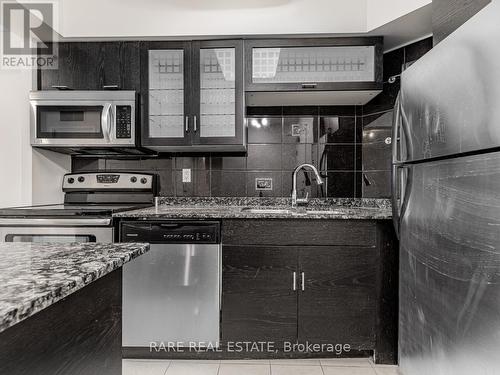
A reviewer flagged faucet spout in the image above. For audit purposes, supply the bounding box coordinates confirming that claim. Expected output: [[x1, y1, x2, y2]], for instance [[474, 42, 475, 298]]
[[291, 164, 323, 207]]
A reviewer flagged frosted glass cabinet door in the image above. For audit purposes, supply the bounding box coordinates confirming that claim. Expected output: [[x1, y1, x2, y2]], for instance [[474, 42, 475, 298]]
[[199, 48, 236, 138], [252, 46, 375, 84], [192, 40, 244, 147], [144, 40, 245, 151], [245, 38, 383, 92], [148, 49, 187, 141]]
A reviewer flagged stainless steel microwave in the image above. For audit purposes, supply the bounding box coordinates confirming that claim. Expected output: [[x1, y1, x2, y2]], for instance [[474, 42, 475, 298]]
[[30, 90, 138, 153]]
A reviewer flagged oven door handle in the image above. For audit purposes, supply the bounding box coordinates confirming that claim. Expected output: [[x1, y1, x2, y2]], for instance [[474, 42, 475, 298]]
[[101, 103, 113, 141], [0, 218, 112, 226]]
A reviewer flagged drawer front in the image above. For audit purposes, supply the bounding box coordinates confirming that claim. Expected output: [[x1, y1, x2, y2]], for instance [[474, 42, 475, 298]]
[[222, 219, 377, 247]]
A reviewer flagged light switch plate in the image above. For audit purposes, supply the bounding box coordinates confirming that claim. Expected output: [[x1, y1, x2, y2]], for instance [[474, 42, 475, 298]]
[[182, 168, 191, 183], [255, 178, 273, 191]]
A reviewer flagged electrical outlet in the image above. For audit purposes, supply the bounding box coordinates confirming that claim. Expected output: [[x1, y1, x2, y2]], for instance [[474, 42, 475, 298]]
[[182, 169, 191, 183], [291, 124, 303, 137], [255, 178, 273, 191]]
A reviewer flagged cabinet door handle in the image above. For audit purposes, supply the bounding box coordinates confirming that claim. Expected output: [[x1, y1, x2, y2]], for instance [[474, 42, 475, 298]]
[[293, 272, 297, 291], [301, 83, 317, 89], [193, 115, 197, 133], [301, 272, 305, 291], [185, 116, 189, 133]]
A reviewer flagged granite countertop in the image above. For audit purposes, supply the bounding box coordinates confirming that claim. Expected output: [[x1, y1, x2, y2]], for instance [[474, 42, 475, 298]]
[[114, 197, 392, 220], [0, 242, 149, 334]]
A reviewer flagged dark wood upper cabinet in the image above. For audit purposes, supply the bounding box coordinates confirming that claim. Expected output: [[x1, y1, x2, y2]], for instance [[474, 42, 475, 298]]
[[244, 37, 383, 106], [36, 37, 386, 152], [141, 40, 246, 152], [432, 0, 491, 44], [297, 246, 377, 349], [38, 42, 140, 91]]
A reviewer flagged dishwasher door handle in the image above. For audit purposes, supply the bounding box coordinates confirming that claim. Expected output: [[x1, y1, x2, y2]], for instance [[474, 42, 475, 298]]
[[158, 223, 183, 228]]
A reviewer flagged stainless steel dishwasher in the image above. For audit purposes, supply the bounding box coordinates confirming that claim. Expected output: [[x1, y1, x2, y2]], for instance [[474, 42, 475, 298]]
[[120, 221, 220, 348]]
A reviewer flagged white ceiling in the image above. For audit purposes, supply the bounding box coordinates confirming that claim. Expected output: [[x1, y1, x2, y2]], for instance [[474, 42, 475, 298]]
[[55, 0, 432, 50], [57, 0, 367, 37], [366, 0, 431, 30]]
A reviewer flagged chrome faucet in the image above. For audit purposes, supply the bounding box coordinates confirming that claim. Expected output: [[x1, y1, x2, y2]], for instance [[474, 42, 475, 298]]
[[291, 164, 323, 207]]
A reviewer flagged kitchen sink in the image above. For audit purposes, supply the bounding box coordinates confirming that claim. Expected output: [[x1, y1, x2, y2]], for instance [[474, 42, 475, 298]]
[[240, 207, 353, 215], [304, 209, 345, 215], [240, 208, 295, 214]]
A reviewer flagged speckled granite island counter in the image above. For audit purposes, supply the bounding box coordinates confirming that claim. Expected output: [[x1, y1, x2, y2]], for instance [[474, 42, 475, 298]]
[[113, 197, 392, 220], [0, 242, 149, 375]]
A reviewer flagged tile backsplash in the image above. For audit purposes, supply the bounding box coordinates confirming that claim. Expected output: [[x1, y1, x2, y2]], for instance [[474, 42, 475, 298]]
[[72, 38, 433, 199], [71, 109, 381, 198], [73, 106, 364, 199]]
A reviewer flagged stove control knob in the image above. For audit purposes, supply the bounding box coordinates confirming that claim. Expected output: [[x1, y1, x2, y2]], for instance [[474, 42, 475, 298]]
[[130, 176, 137, 183], [140, 178, 147, 184], [77, 176, 85, 183], [67, 177, 75, 184]]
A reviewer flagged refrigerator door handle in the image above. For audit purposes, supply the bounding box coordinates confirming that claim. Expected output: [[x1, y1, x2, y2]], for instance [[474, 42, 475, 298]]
[[392, 165, 412, 239], [392, 92, 413, 164], [391, 164, 401, 237], [392, 92, 403, 238], [392, 93, 402, 164]]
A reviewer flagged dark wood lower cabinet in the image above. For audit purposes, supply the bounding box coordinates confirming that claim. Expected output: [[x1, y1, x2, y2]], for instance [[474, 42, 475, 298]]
[[222, 246, 298, 346], [220, 219, 397, 364], [298, 247, 376, 348], [222, 245, 377, 350]]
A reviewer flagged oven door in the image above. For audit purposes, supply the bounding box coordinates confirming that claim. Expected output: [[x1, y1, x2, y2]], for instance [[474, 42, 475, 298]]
[[30, 100, 135, 147], [0, 219, 113, 243]]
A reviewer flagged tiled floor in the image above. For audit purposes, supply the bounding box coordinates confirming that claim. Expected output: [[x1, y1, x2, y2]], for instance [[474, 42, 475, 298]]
[[122, 358, 399, 375]]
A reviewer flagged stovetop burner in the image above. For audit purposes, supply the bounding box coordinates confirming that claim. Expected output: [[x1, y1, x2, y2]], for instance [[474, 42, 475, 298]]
[[0, 203, 150, 217], [0, 172, 157, 219]]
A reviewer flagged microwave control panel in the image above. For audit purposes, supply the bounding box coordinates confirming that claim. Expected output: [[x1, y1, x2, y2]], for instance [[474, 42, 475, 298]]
[[116, 105, 132, 139]]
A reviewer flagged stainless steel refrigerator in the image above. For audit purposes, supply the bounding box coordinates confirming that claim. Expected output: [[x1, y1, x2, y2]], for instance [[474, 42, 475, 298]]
[[392, 2, 500, 374]]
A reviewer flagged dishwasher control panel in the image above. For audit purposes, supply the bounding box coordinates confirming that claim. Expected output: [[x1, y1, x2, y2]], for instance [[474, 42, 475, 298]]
[[162, 232, 214, 241], [120, 221, 220, 244]]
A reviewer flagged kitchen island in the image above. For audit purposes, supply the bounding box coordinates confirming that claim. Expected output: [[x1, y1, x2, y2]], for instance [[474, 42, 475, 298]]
[[0, 242, 150, 375]]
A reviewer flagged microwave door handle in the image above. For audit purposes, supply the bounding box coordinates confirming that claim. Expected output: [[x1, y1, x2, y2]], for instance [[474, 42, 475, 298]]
[[109, 104, 115, 140], [101, 103, 112, 141]]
